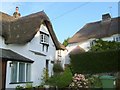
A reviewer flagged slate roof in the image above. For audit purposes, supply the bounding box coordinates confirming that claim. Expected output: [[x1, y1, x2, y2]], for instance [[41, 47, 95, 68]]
[[0, 48, 34, 63], [68, 15, 120, 44], [0, 11, 63, 50]]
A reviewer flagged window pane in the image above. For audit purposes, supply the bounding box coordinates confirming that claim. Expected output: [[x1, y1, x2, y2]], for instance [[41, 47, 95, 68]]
[[44, 35, 46, 42], [113, 37, 115, 41], [19, 63, 25, 82], [117, 37, 119, 41], [40, 32, 49, 44], [26, 64, 31, 81], [40, 34, 44, 42], [45, 35, 49, 44], [11, 62, 17, 82]]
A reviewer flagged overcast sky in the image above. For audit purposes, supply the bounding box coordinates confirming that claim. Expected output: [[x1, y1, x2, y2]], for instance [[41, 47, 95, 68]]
[[0, 1, 119, 43]]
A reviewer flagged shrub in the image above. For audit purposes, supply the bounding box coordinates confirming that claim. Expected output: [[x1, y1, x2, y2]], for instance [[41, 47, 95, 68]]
[[25, 83, 33, 89], [16, 85, 24, 90], [70, 49, 119, 74], [46, 67, 72, 88], [87, 75, 102, 88], [41, 68, 49, 85], [69, 74, 89, 89], [53, 63, 64, 73]]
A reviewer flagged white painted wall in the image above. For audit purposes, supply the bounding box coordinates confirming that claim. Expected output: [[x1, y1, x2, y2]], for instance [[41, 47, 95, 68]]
[[0, 24, 56, 88], [56, 50, 67, 69]]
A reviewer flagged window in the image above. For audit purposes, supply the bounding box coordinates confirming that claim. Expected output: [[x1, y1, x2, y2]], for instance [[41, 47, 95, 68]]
[[19, 63, 25, 82], [26, 63, 31, 81], [11, 62, 17, 82], [57, 50, 62, 61], [11, 62, 31, 83], [40, 32, 49, 44], [42, 45, 49, 52], [113, 36, 120, 42], [90, 40, 96, 47], [40, 32, 49, 52]]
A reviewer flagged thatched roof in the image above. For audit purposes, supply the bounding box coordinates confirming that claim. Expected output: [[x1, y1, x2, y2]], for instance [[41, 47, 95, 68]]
[[0, 48, 34, 63], [69, 46, 85, 55], [0, 11, 62, 50], [68, 15, 120, 44], [59, 42, 66, 50]]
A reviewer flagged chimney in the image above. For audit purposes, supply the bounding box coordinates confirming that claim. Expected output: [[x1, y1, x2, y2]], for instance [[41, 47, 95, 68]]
[[13, 7, 21, 18], [16, 7, 19, 13], [102, 13, 111, 21]]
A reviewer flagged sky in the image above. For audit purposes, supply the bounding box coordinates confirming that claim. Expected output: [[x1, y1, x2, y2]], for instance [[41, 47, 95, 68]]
[[0, 1, 119, 43]]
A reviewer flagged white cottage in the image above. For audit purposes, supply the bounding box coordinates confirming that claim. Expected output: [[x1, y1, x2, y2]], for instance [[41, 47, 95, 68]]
[[0, 11, 64, 89], [64, 13, 120, 65]]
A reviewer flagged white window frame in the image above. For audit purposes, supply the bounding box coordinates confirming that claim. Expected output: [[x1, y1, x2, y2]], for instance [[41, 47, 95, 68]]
[[40, 32, 49, 44], [10, 62, 31, 83], [26, 63, 31, 82], [11, 62, 18, 82]]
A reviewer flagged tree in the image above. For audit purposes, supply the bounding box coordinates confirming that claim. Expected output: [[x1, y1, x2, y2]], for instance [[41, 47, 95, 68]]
[[89, 39, 120, 52], [62, 37, 70, 47]]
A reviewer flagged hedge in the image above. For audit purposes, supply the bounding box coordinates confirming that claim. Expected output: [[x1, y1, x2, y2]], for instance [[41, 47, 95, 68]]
[[70, 49, 120, 74]]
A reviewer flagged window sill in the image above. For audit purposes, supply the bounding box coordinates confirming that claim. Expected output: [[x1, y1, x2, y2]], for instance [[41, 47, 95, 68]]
[[10, 81, 33, 84], [40, 42, 49, 46]]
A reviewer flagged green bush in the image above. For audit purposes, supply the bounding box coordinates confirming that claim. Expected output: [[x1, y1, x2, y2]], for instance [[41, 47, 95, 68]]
[[87, 75, 102, 88], [70, 49, 119, 74], [16, 85, 24, 90], [41, 68, 49, 85], [53, 63, 64, 73], [46, 67, 73, 88], [25, 83, 33, 89]]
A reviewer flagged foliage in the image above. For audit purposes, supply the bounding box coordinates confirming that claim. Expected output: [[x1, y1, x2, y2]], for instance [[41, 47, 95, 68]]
[[62, 37, 70, 47], [25, 83, 33, 89], [16, 85, 24, 90], [53, 63, 64, 73], [46, 67, 73, 88], [69, 74, 89, 89], [87, 75, 102, 88], [41, 68, 49, 85], [89, 39, 120, 52], [70, 49, 120, 74]]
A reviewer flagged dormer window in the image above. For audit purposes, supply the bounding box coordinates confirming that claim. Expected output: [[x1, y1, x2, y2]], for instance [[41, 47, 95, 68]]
[[40, 31, 49, 44], [40, 31, 49, 52]]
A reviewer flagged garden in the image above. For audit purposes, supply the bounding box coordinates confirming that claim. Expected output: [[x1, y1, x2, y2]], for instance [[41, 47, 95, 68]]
[[16, 40, 120, 89]]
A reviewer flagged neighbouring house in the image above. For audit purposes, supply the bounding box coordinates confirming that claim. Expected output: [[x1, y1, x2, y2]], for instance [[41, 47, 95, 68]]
[[0, 11, 64, 89], [64, 13, 120, 65], [56, 43, 66, 69]]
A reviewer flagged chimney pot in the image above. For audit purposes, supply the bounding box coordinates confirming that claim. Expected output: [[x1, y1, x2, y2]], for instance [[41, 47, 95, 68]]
[[102, 13, 111, 20]]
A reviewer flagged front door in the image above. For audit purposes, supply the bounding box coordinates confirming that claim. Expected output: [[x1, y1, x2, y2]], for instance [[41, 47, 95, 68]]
[[46, 60, 49, 80]]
